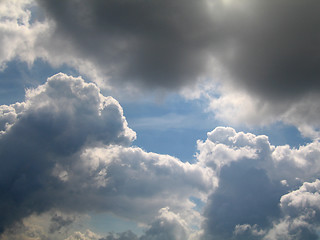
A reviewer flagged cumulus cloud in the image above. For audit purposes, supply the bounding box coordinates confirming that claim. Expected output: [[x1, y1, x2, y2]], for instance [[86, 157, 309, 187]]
[[0, 210, 85, 240], [65, 230, 102, 240], [263, 180, 320, 240], [2, 1, 320, 238], [196, 127, 320, 239], [139, 207, 189, 240], [67, 208, 190, 240], [66, 145, 212, 224], [0, 72, 135, 232], [100, 231, 139, 240], [58, 126, 320, 240], [0, 73, 213, 238], [2, 78, 320, 240]]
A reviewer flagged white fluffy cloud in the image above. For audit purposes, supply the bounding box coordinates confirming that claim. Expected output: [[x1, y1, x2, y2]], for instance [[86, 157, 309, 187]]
[[197, 127, 320, 187], [263, 180, 320, 240], [0, 73, 213, 239], [65, 230, 102, 240], [0, 0, 49, 69], [2, 79, 320, 239], [66, 208, 192, 240], [0, 0, 108, 90], [140, 207, 190, 240], [0, 72, 135, 232], [207, 86, 320, 139], [196, 127, 320, 239]]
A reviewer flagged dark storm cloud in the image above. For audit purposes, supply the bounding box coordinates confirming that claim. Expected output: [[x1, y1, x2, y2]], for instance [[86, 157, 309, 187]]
[[37, 0, 215, 90], [37, 0, 320, 100], [218, 0, 320, 101]]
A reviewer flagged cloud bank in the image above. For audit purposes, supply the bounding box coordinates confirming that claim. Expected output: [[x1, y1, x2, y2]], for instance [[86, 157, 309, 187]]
[[1, 0, 320, 238], [35, 0, 320, 99], [1, 0, 320, 136], [1, 76, 320, 240], [197, 127, 320, 239], [0, 73, 212, 239]]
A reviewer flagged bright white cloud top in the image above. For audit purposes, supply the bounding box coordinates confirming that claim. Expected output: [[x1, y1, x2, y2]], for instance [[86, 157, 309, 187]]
[[1, 0, 320, 240]]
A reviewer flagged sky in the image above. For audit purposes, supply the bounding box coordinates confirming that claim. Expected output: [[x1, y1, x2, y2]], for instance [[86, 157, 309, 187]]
[[1, 0, 320, 239]]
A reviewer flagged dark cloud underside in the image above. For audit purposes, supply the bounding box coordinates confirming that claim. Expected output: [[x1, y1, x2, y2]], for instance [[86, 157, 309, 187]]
[[202, 162, 283, 240], [38, 0, 320, 101], [38, 0, 214, 90], [219, 0, 320, 100]]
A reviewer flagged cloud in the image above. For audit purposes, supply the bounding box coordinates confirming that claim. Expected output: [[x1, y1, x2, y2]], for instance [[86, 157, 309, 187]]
[[0, 0, 49, 69], [263, 179, 320, 240], [2, 1, 320, 237], [101, 231, 139, 240], [35, 0, 320, 98], [49, 213, 75, 234], [0, 73, 212, 237], [196, 127, 320, 239], [2, 80, 320, 240], [216, 0, 320, 100], [207, 86, 320, 139], [57, 125, 320, 240], [140, 207, 189, 240], [201, 162, 284, 240], [2, 0, 320, 136], [65, 230, 102, 240], [72, 145, 212, 224], [0, 72, 136, 232], [68, 208, 190, 240], [36, 0, 215, 91], [0, 210, 85, 240]]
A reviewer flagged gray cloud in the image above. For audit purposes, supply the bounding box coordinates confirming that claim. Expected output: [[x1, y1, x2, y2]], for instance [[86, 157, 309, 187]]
[[102, 231, 139, 240], [3, 98, 320, 240], [36, 0, 320, 101], [3, 0, 320, 138], [73, 208, 188, 240], [198, 130, 282, 239], [0, 73, 212, 237], [197, 127, 320, 239], [217, 0, 320, 101], [0, 73, 136, 232], [201, 162, 284, 240], [49, 213, 75, 234], [36, 0, 215, 91]]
